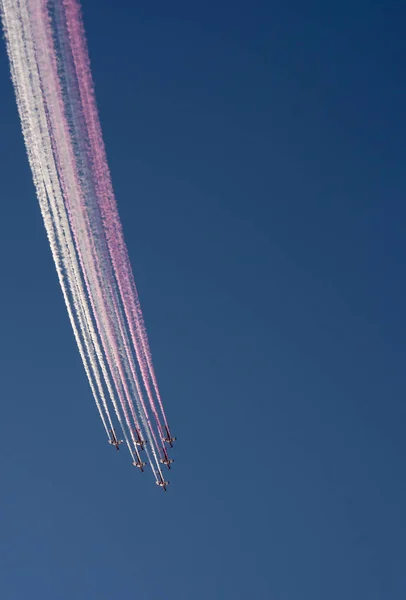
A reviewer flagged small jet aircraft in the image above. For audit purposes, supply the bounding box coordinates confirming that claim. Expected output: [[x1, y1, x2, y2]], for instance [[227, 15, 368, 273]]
[[108, 428, 123, 451], [160, 446, 174, 470], [156, 473, 169, 491], [163, 425, 177, 448], [133, 459, 147, 472], [132, 447, 146, 472], [134, 426, 147, 450]]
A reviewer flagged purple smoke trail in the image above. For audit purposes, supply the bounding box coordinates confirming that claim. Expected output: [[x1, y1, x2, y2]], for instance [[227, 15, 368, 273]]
[[48, 2, 164, 460], [62, 0, 170, 437], [36, 0, 165, 469], [2, 0, 174, 482], [30, 0, 143, 458]]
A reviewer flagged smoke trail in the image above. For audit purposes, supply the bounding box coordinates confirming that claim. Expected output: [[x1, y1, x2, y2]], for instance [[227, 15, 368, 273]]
[[62, 0, 170, 436], [0, 0, 114, 438], [1, 0, 175, 484], [31, 1, 164, 472], [28, 0, 143, 460]]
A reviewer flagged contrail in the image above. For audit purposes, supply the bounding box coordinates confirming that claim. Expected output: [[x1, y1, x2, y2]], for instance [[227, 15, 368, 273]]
[[1, 0, 176, 487], [58, 0, 168, 464], [3, 0, 129, 453], [31, 0, 163, 471], [62, 0, 171, 436], [27, 0, 143, 461], [1, 0, 114, 437]]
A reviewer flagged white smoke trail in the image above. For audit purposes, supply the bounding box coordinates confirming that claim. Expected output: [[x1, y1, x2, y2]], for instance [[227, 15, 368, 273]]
[[1, 0, 111, 435], [0, 0, 130, 450], [25, 0, 140, 458], [1, 0, 173, 481], [31, 0, 163, 472]]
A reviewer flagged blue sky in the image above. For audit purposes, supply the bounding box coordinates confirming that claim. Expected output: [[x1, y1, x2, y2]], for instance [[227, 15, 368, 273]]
[[0, 0, 405, 598]]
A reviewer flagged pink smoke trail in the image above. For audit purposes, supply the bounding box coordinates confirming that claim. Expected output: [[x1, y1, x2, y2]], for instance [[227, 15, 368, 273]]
[[63, 0, 170, 436], [29, 0, 144, 460], [2, 0, 114, 439], [31, 0, 164, 472], [48, 2, 164, 462]]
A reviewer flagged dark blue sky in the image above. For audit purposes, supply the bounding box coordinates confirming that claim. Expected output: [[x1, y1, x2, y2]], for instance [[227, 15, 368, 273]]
[[0, 1, 405, 598]]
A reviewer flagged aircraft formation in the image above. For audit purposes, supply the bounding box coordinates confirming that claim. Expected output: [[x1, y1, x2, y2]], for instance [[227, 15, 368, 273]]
[[108, 426, 176, 489], [1, 0, 176, 490]]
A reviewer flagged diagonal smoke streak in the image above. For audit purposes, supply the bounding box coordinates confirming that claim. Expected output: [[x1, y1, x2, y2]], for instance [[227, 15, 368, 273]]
[[63, 0, 170, 438], [23, 0, 139, 461], [2, 0, 132, 455], [31, 0, 163, 473], [0, 0, 114, 438], [1, 0, 175, 483]]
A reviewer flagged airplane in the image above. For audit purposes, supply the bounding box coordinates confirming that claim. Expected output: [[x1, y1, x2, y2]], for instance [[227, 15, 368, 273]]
[[163, 425, 177, 448], [132, 447, 146, 472], [160, 446, 174, 470], [133, 459, 147, 472], [156, 472, 169, 492], [108, 428, 123, 451], [134, 426, 147, 450]]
